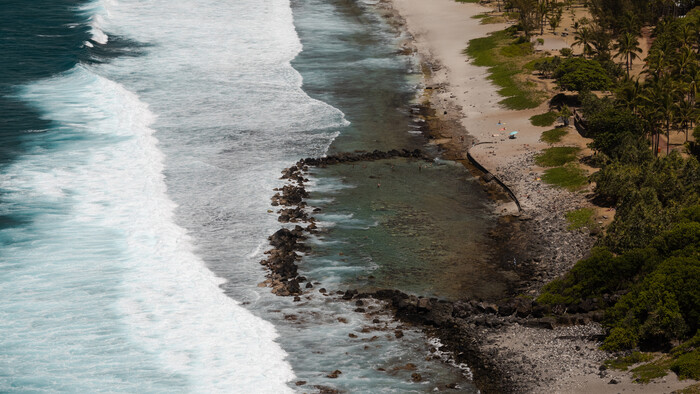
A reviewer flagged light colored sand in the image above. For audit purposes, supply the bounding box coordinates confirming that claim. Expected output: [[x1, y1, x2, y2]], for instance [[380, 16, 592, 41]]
[[393, 0, 556, 216]]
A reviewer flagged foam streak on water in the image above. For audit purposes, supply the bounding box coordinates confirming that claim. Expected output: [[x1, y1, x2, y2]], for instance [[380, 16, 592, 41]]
[[0, 0, 322, 387]]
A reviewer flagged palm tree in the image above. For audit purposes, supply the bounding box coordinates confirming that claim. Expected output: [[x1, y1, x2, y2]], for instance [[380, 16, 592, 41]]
[[614, 32, 643, 76], [644, 48, 669, 79], [639, 81, 677, 156], [620, 12, 640, 36], [686, 67, 700, 107], [615, 76, 642, 114], [676, 98, 697, 142], [591, 26, 612, 60], [573, 27, 594, 58], [677, 24, 695, 48], [538, 0, 548, 35], [674, 46, 695, 76], [637, 104, 662, 156], [657, 84, 678, 155]]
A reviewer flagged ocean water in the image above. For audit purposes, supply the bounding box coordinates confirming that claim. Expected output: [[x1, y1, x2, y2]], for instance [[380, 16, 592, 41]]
[[1, 0, 493, 392]]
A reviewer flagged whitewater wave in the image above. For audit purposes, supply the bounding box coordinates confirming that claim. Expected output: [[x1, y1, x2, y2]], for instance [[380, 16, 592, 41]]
[[4, 65, 295, 392]]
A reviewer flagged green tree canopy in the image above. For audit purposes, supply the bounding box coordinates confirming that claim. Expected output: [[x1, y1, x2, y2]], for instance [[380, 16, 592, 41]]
[[554, 58, 612, 91]]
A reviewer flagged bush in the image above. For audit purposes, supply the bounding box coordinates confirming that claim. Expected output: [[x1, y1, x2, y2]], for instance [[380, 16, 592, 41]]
[[671, 350, 700, 380], [603, 326, 640, 351], [554, 58, 612, 91], [607, 256, 700, 349], [581, 97, 647, 161], [560, 47, 573, 57]]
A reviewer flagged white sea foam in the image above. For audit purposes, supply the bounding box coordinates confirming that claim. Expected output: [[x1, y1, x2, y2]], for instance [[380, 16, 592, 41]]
[[7, 65, 295, 392], [78, 1, 111, 44]]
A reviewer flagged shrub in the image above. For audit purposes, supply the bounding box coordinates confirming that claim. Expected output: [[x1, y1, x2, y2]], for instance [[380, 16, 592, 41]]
[[671, 350, 700, 380], [602, 326, 640, 351], [554, 58, 612, 91]]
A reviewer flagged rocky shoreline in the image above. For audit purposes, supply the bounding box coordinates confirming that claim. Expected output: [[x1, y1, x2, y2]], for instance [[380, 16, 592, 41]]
[[254, 1, 618, 392], [257, 138, 611, 393]]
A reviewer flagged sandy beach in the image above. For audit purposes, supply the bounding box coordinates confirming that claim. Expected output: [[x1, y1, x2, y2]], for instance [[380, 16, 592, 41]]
[[387, 0, 699, 392]]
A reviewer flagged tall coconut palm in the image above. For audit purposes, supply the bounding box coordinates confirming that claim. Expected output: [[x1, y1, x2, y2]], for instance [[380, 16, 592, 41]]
[[616, 76, 642, 114], [686, 67, 700, 107], [644, 47, 669, 79], [614, 32, 643, 76], [573, 27, 594, 58], [657, 84, 678, 155], [637, 104, 662, 156], [639, 81, 677, 155], [674, 45, 696, 76], [677, 24, 696, 48], [676, 98, 697, 142]]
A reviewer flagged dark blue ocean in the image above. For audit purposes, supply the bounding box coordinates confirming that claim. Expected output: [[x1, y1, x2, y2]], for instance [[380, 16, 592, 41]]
[[0, 0, 492, 391]]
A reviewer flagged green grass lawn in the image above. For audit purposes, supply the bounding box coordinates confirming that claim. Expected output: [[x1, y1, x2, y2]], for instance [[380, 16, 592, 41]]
[[541, 127, 568, 143], [464, 29, 544, 110], [565, 208, 596, 230], [530, 111, 559, 126], [541, 164, 588, 190], [535, 146, 580, 167]]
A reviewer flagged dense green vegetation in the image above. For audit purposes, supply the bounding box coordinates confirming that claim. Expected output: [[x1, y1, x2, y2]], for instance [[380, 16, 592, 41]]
[[554, 58, 613, 91], [486, 0, 700, 381]]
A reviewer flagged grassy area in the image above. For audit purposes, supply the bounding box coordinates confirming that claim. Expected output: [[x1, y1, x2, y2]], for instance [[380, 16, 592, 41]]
[[541, 127, 568, 143], [565, 208, 595, 230], [530, 111, 559, 126], [464, 29, 545, 110], [603, 339, 700, 384], [455, 0, 479, 3], [481, 15, 507, 24], [535, 146, 580, 167], [604, 352, 655, 371], [675, 383, 700, 394], [671, 349, 700, 380], [500, 41, 533, 57], [524, 56, 555, 71], [471, 13, 488, 19], [631, 356, 673, 383], [541, 163, 588, 190]]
